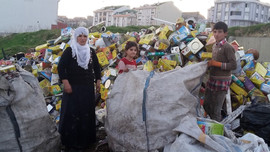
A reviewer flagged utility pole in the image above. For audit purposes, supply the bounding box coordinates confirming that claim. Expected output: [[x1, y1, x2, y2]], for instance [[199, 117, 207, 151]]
[[1, 48, 7, 60]]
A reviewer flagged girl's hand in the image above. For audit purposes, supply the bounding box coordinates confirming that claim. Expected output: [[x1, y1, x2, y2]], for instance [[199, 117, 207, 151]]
[[123, 68, 129, 72]]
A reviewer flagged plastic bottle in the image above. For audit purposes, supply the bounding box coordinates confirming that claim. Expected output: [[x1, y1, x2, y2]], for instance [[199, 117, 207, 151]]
[[147, 52, 165, 56], [232, 74, 244, 88]]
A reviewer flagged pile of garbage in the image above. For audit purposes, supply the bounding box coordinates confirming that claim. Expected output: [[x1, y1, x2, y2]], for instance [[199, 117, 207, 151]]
[[1, 19, 270, 151]]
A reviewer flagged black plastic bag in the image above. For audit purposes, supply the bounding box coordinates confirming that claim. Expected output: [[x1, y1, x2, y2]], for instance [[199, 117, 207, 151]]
[[240, 103, 270, 145]]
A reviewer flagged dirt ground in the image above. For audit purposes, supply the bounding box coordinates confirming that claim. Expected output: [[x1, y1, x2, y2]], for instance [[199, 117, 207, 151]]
[[86, 125, 110, 152]]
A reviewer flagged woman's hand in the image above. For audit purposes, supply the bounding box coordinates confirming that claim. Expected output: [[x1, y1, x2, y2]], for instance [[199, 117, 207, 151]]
[[96, 79, 101, 93], [62, 79, 72, 93]]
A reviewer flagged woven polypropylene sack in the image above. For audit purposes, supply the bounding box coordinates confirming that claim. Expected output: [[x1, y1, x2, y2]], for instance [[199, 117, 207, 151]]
[[105, 62, 208, 152], [0, 65, 60, 152]]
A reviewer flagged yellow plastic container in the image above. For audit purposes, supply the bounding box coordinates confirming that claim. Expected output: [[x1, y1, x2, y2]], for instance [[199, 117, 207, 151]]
[[0, 65, 16, 73], [162, 59, 177, 67], [35, 43, 48, 51], [100, 84, 109, 100], [143, 60, 154, 72], [190, 30, 198, 37], [139, 33, 155, 45], [157, 59, 174, 72], [158, 25, 173, 40], [50, 85, 62, 95], [230, 82, 248, 97], [51, 64, 58, 74], [112, 49, 117, 59], [96, 52, 109, 67], [48, 45, 62, 54], [89, 32, 101, 38], [201, 52, 212, 60], [32, 69, 38, 77], [55, 100, 62, 111]]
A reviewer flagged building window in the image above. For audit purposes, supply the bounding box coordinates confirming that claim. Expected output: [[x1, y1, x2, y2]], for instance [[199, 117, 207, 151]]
[[217, 4, 222, 12], [240, 21, 245, 26], [225, 12, 229, 19], [245, 3, 248, 8], [231, 2, 241, 8], [256, 5, 259, 13], [230, 11, 241, 16], [225, 3, 229, 11], [217, 12, 221, 21], [244, 12, 249, 20]]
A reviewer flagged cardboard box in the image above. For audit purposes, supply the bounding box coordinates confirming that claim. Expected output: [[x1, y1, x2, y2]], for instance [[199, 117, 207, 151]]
[[187, 38, 204, 54], [50, 85, 62, 95], [158, 25, 173, 40], [96, 52, 109, 67], [255, 62, 267, 78], [260, 83, 270, 94], [197, 120, 224, 135], [44, 49, 53, 63], [101, 47, 113, 60], [181, 47, 192, 57], [170, 46, 180, 54], [250, 72, 265, 88]]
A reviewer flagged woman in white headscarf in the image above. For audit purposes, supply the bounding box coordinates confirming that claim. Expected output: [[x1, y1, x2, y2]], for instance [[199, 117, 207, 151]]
[[58, 27, 101, 151]]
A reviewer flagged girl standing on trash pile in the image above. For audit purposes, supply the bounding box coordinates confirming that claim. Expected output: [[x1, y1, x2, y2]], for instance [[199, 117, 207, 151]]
[[117, 41, 138, 74], [57, 27, 101, 152]]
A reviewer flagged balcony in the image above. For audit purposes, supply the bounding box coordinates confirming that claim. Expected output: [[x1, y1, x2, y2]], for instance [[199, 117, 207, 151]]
[[245, 8, 250, 12], [230, 15, 244, 20]]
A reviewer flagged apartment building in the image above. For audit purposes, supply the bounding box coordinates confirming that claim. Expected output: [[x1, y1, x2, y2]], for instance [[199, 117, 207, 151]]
[[134, 1, 182, 26], [208, 0, 270, 27], [182, 12, 206, 24], [0, 0, 59, 34], [113, 10, 137, 27], [93, 6, 131, 26]]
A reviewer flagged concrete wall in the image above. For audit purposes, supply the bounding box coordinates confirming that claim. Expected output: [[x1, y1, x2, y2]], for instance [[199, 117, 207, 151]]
[[0, 0, 59, 34], [228, 36, 270, 62], [156, 2, 182, 25]]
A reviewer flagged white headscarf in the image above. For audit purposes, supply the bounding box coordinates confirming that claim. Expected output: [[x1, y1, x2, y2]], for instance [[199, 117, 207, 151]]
[[70, 27, 91, 70]]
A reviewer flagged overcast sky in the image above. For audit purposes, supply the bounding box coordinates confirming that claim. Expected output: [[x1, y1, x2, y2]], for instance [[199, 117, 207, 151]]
[[58, 0, 270, 19]]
